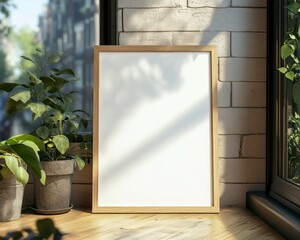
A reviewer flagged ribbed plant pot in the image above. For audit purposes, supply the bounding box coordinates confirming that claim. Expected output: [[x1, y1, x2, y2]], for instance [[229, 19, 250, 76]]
[[34, 160, 74, 212], [0, 175, 24, 221]]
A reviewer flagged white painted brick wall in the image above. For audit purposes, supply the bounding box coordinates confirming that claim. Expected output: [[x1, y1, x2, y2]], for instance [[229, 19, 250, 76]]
[[219, 108, 266, 134], [120, 32, 231, 57], [118, 0, 186, 8], [218, 81, 231, 107], [123, 8, 266, 32], [232, 33, 267, 57], [232, 0, 267, 7], [117, 0, 267, 207], [219, 58, 266, 82], [218, 135, 240, 158], [219, 159, 266, 183], [242, 135, 266, 158], [232, 82, 266, 107], [188, 0, 231, 8]]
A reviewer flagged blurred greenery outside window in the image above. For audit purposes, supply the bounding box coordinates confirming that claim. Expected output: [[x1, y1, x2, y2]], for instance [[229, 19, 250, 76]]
[[0, 0, 99, 140]]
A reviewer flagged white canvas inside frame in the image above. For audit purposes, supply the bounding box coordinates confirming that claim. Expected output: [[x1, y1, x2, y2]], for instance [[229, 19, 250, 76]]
[[97, 51, 213, 207]]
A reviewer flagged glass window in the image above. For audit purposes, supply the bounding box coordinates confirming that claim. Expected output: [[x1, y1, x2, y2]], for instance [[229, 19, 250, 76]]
[[0, 0, 101, 138], [75, 22, 84, 54], [270, 0, 300, 213]]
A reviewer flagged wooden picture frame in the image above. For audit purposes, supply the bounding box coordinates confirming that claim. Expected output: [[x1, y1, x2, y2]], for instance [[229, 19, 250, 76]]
[[93, 46, 219, 213]]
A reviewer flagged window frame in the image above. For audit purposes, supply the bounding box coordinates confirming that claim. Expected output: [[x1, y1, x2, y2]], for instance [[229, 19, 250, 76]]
[[100, 0, 117, 45], [268, 0, 300, 214]]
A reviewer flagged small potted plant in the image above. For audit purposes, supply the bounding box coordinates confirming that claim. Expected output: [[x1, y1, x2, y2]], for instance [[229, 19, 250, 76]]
[[0, 49, 90, 213], [0, 134, 45, 221]]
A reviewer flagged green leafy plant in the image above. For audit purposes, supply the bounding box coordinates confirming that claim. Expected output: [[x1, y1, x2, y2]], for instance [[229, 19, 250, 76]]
[[287, 113, 300, 184], [0, 134, 45, 185], [0, 218, 63, 239], [278, 1, 300, 102], [0, 49, 89, 169], [279, 0, 300, 184]]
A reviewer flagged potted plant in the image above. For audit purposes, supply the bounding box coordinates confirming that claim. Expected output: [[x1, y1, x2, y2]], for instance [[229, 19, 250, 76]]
[[0, 49, 89, 213], [0, 134, 45, 221]]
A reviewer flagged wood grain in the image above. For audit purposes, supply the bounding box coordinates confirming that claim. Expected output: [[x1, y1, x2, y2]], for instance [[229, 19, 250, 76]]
[[0, 208, 284, 239]]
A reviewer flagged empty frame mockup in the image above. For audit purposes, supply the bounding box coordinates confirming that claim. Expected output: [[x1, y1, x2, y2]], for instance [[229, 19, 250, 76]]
[[93, 46, 219, 213]]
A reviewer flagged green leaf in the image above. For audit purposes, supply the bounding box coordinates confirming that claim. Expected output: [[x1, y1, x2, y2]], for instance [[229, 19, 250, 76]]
[[4, 155, 18, 175], [21, 55, 41, 70], [36, 47, 44, 53], [36, 126, 50, 140], [287, 2, 300, 14], [0, 83, 20, 92], [281, 44, 295, 59], [73, 155, 85, 171], [293, 83, 300, 104], [44, 97, 64, 110], [3, 155, 29, 185], [54, 68, 75, 76], [47, 52, 63, 64], [9, 144, 45, 185], [40, 75, 67, 93], [10, 90, 31, 103], [285, 71, 295, 81], [7, 134, 45, 152], [278, 67, 288, 74], [52, 135, 69, 155], [26, 70, 40, 84], [69, 120, 80, 129], [291, 54, 300, 64], [5, 98, 25, 116], [289, 34, 296, 40], [15, 166, 29, 185], [27, 103, 49, 120], [40, 76, 57, 93]]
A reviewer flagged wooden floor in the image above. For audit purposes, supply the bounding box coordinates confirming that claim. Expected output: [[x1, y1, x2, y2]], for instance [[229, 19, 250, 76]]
[[0, 207, 284, 239]]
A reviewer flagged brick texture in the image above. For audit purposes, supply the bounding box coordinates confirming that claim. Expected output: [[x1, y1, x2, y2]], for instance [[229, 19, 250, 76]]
[[232, 0, 267, 7], [188, 0, 231, 7], [218, 81, 231, 107], [118, 0, 186, 8], [123, 8, 266, 32], [232, 82, 266, 107], [232, 33, 267, 57], [219, 108, 266, 134], [117, 0, 268, 207], [219, 158, 266, 183], [218, 135, 240, 158], [242, 135, 266, 158], [219, 58, 266, 82]]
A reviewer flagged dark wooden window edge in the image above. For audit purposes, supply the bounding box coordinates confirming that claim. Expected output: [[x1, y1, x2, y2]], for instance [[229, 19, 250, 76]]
[[246, 2, 300, 239], [246, 191, 300, 239], [100, 0, 117, 45]]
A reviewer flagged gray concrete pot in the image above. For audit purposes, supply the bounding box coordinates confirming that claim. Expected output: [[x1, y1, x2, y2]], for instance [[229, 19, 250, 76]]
[[33, 160, 74, 212], [0, 175, 24, 221]]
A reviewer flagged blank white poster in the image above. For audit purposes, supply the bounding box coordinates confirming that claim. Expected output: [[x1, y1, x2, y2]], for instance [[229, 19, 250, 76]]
[[97, 51, 213, 207]]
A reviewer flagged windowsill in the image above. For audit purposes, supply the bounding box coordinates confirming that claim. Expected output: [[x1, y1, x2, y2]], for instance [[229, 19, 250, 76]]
[[246, 191, 300, 239]]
